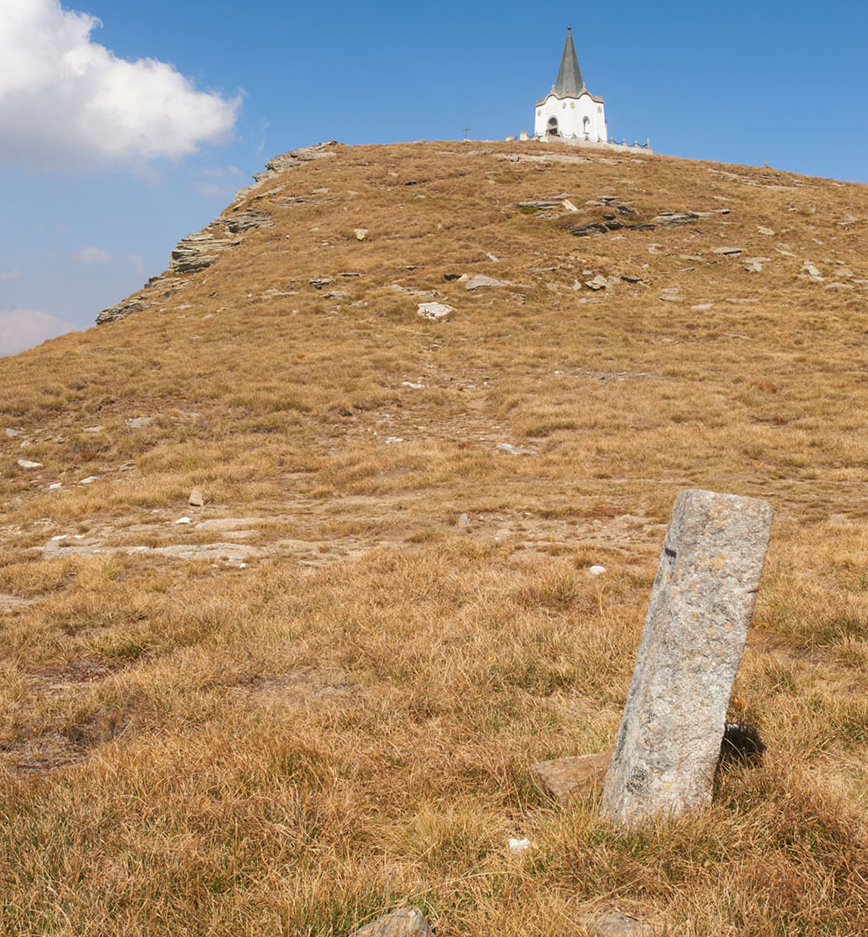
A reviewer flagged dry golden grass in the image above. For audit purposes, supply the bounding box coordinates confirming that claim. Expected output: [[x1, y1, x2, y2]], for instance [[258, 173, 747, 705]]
[[0, 141, 867, 934]]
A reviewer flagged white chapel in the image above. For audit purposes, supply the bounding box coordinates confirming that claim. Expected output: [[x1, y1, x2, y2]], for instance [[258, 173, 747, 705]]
[[534, 27, 607, 143]]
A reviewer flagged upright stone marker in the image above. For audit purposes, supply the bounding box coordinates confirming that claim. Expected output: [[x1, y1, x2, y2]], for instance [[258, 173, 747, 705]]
[[601, 489, 773, 827]]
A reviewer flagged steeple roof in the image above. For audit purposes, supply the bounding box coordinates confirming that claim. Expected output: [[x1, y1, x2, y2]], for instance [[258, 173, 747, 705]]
[[554, 26, 584, 97]]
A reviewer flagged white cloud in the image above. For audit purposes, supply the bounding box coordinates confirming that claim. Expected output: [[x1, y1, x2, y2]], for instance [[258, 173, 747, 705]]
[[0, 271, 21, 281], [75, 245, 111, 264], [0, 0, 241, 169], [0, 309, 77, 357]]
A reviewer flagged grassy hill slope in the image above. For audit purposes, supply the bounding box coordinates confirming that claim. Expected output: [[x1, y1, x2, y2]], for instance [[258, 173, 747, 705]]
[[1, 141, 867, 935]]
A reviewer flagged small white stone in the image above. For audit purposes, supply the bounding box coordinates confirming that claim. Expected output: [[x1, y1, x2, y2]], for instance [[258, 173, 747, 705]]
[[50, 535, 68, 541], [589, 565, 607, 576], [48, 483, 62, 490], [79, 476, 99, 484], [508, 837, 533, 854], [401, 381, 425, 389], [174, 516, 192, 525], [384, 437, 404, 444], [417, 302, 454, 321], [17, 459, 43, 469]]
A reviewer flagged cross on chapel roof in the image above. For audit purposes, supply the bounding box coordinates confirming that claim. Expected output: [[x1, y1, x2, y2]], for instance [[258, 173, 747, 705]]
[[553, 25, 585, 97]]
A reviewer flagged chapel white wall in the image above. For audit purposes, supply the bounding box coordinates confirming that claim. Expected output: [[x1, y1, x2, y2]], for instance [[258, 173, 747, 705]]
[[534, 93, 607, 142]]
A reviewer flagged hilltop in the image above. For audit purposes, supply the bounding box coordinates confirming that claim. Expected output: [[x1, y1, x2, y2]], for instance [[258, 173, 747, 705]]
[[1, 141, 867, 936]]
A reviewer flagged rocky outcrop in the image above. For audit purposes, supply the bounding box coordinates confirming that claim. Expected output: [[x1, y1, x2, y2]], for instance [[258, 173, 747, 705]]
[[97, 143, 338, 325]]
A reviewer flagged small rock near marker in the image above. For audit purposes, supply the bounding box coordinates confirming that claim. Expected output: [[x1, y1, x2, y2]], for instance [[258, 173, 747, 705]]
[[17, 459, 43, 469], [349, 906, 432, 937], [189, 489, 205, 507], [354, 228, 369, 241], [531, 752, 612, 803]]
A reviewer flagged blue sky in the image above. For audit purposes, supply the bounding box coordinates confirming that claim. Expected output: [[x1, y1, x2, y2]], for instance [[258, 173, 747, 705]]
[[2, 0, 867, 355]]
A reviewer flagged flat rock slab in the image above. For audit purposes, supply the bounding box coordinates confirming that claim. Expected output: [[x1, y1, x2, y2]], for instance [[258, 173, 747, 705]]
[[531, 752, 612, 803], [601, 489, 773, 827], [349, 907, 432, 937], [589, 909, 662, 937], [0, 594, 33, 612]]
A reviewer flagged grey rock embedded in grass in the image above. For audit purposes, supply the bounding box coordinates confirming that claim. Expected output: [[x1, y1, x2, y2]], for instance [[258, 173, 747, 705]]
[[349, 906, 432, 937], [188, 489, 205, 508], [457, 512, 471, 529], [601, 489, 773, 827], [585, 274, 608, 291], [590, 909, 660, 936], [465, 274, 513, 291]]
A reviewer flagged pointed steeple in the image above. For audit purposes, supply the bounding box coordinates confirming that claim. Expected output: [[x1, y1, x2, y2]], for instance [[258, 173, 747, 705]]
[[554, 26, 584, 96]]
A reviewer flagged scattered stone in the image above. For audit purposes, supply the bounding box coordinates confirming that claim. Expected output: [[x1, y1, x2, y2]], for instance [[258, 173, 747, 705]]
[[713, 246, 744, 255], [651, 211, 699, 227], [457, 513, 471, 529], [601, 489, 773, 827], [588, 565, 607, 576], [443, 273, 462, 281], [174, 517, 193, 525], [349, 906, 432, 937], [531, 752, 612, 803], [826, 282, 854, 290], [802, 262, 823, 281], [125, 417, 152, 429], [590, 909, 660, 937], [486, 252, 500, 262], [5, 428, 21, 438], [659, 295, 683, 302], [17, 459, 42, 469], [562, 199, 580, 212], [309, 277, 335, 290], [189, 489, 205, 508], [744, 261, 764, 273], [585, 275, 608, 291], [691, 303, 714, 311], [383, 437, 404, 445], [841, 214, 858, 223], [466, 274, 513, 291], [417, 302, 454, 321], [496, 442, 533, 456], [48, 483, 62, 490], [757, 226, 775, 236], [401, 381, 425, 389], [78, 476, 99, 485], [354, 228, 369, 241]]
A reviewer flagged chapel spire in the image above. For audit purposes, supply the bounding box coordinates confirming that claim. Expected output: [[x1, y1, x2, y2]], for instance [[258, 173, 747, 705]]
[[554, 26, 584, 96]]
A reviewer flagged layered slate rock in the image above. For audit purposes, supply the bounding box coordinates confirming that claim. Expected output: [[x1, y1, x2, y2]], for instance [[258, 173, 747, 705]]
[[97, 143, 338, 325], [601, 489, 773, 827]]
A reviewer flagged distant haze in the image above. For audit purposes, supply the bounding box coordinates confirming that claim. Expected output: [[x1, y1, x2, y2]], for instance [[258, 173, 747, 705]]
[[0, 309, 77, 357]]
